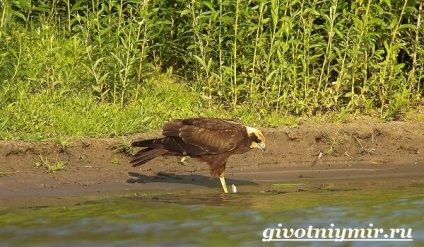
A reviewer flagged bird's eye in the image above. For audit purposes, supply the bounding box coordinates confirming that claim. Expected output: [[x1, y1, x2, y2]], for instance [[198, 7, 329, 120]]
[[256, 137, 261, 143]]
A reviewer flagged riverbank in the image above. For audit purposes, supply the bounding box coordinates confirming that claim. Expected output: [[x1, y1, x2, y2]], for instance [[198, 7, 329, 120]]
[[1, 119, 423, 208]]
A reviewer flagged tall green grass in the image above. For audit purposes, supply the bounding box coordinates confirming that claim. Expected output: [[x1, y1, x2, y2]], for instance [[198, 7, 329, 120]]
[[183, 0, 423, 117], [0, 0, 422, 140]]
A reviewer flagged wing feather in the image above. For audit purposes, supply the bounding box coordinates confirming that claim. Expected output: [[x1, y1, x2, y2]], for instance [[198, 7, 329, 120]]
[[162, 118, 245, 154]]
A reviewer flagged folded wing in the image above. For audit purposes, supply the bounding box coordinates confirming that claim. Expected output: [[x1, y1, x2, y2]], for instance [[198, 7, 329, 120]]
[[162, 118, 244, 154]]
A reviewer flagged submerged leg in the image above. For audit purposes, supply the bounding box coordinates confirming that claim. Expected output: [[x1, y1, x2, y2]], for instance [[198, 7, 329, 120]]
[[219, 175, 228, 193]]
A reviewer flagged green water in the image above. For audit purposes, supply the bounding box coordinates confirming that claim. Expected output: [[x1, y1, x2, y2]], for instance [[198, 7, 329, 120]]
[[0, 184, 423, 247]]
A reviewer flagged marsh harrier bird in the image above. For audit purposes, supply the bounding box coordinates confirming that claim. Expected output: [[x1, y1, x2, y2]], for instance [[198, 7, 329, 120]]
[[131, 118, 266, 193]]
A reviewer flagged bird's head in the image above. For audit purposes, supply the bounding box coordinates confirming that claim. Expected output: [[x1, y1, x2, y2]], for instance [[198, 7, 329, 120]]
[[246, 126, 266, 154]]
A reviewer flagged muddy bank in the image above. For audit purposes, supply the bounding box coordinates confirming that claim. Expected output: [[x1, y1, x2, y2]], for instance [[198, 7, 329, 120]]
[[0, 120, 423, 207]]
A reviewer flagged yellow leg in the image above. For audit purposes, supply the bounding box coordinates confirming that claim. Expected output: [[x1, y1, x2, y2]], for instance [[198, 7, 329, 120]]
[[219, 176, 228, 193]]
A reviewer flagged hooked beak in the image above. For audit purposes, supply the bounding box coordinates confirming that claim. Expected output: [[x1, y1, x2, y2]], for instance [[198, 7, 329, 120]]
[[257, 143, 266, 155]]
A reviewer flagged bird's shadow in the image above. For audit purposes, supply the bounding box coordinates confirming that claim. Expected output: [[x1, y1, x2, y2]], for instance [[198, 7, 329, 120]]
[[127, 171, 258, 189]]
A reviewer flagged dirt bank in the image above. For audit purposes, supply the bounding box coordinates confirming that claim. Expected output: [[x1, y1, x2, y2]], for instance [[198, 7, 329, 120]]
[[1, 119, 423, 207]]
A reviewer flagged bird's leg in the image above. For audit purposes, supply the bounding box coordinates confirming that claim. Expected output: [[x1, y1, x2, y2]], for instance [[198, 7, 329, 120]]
[[219, 174, 228, 193]]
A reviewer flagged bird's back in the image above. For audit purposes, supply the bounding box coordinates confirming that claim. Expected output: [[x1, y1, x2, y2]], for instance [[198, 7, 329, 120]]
[[163, 118, 247, 154]]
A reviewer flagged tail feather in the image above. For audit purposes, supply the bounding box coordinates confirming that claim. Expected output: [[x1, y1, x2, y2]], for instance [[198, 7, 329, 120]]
[[132, 139, 158, 147], [131, 148, 168, 166]]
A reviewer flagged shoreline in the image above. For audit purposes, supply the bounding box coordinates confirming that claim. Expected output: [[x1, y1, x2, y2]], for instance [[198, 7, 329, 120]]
[[1, 120, 423, 208]]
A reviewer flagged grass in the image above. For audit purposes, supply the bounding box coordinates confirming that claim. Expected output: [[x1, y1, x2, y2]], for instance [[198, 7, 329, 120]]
[[0, 0, 423, 141], [35, 154, 66, 173], [117, 137, 138, 156], [0, 172, 14, 177], [0, 73, 288, 141]]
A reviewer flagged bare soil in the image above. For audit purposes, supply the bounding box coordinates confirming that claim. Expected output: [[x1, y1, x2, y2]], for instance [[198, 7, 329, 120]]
[[1, 119, 423, 208]]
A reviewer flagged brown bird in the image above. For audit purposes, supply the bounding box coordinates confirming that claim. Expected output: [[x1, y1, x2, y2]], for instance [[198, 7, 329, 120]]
[[130, 117, 266, 193]]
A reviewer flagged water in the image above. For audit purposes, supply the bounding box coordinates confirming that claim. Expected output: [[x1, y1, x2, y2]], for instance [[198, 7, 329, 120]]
[[0, 182, 423, 247]]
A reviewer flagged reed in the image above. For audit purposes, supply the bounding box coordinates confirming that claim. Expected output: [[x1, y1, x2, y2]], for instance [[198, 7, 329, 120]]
[[0, 0, 422, 140]]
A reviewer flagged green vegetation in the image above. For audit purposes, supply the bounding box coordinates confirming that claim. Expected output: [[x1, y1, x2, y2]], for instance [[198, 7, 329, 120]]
[[0, 0, 422, 141], [35, 153, 66, 173]]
